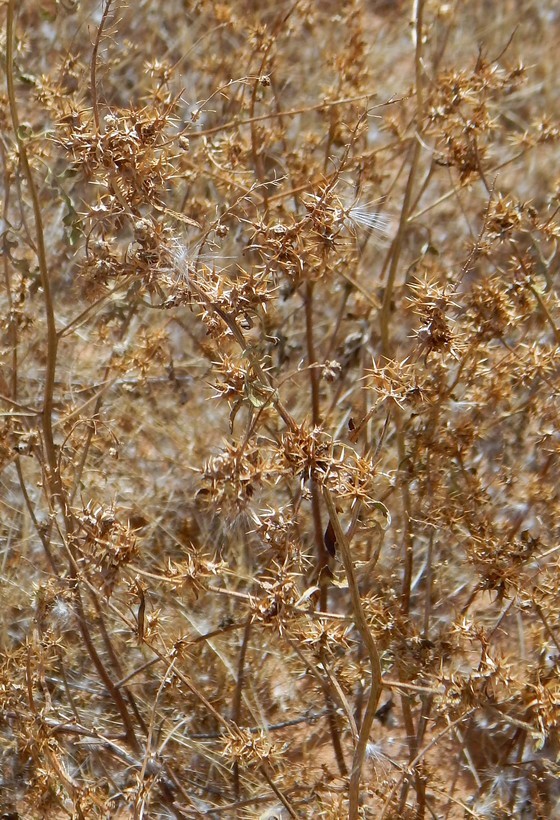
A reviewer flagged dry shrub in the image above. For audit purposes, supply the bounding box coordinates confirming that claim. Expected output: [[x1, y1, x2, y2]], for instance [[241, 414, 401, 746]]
[[1, 1, 560, 817]]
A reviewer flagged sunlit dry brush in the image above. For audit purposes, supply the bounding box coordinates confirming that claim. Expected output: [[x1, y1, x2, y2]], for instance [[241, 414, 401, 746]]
[[1, 0, 560, 817]]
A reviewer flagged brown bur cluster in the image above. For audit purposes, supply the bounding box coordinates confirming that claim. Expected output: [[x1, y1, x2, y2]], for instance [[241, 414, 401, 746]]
[[1, 1, 560, 817]]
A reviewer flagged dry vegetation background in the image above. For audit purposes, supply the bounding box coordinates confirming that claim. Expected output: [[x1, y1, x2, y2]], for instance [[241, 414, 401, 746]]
[[1, 0, 560, 817]]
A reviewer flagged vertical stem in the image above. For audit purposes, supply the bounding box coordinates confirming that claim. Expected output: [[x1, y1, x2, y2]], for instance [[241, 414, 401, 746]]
[[423, 531, 434, 638], [232, 615, 252, 799], [304, 280, 321, 427], [398, 691, 426, 819], [91, 0, 114, 132], [323, 488, 383, 820], [6, 0, 62, 513], [0, 140, 18, 401], [397, 420, 414, 616], [380, 0, 426, 359], [304, 279, 330, 601], [303, 284, 350, 773]]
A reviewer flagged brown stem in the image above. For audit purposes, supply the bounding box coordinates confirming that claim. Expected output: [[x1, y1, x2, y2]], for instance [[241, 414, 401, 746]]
[[398, 692, 425, 818], [285, 635, 348, 777], [232, 615, 252, 800], [396, 421, 414, 616], [72, 582, 141, 753], [91, 0, 114, 132], [259, 764, 298, 819], [7, 0, 63, 515], [323, 488, 383, 820], [304, 280, 321, 427], [380, 0, 426, 359]]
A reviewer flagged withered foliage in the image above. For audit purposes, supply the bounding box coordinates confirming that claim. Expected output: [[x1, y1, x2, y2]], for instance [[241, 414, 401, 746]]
[[1, 1, 560, 818]]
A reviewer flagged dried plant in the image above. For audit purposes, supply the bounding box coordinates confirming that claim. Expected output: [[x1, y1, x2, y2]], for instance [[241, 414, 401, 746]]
[[1, 0, 560, 817]]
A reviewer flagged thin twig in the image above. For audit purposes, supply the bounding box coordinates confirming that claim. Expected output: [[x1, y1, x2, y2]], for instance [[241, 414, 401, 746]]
[[323, 487, 383, 820]]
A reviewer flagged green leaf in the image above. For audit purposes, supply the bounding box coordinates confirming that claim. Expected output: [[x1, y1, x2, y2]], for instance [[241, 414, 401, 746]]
[[369, 501, 391, 530], [17, 124, 33, 141], [245, 378, 273, 409]]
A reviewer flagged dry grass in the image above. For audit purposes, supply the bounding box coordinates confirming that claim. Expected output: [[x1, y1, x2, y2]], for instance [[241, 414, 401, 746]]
[[1, 1, 560, 817]]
